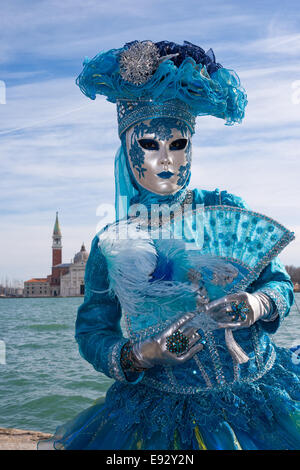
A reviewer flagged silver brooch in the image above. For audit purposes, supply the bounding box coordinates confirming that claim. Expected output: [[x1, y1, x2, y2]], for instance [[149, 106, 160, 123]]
[[119, 41, 160, 86]]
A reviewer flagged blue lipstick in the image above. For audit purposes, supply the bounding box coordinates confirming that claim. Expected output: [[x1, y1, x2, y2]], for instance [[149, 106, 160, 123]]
[[157, 171, 174, 179]]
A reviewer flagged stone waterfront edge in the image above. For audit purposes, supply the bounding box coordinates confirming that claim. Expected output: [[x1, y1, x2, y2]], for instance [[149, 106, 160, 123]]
[[0, 427, 52, 450]]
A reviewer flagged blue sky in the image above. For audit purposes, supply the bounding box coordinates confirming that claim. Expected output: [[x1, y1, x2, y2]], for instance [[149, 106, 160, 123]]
[[1, 0, 300, 282]]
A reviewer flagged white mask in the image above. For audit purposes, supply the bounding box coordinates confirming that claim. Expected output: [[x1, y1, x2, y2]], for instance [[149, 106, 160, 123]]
[[125, 118, 192, 195]]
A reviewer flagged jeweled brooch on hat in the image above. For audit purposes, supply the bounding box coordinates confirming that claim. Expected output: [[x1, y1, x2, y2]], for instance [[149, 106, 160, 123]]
[[119, 41, 161, 85]]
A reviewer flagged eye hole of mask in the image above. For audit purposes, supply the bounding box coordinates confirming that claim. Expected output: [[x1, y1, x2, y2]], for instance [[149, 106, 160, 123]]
[[138, 139, 159, 151], [169, 139, 188, 151]]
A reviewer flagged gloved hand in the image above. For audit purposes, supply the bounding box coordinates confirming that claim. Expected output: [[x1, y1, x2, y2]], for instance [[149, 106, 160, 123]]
[[130, 312, 205, 369], [203, 291, 275, 329], [197, 290, 276, 364]]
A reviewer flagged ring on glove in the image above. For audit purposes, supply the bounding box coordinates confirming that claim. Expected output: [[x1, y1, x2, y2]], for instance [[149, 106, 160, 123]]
[[166, 330, 189, 355], [227, 300, 250, 322]]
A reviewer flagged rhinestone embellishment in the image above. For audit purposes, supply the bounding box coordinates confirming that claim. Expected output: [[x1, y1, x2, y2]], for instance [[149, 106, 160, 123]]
[[119, 41, 160, 85], [166, 330, 189, 355], [228, 300, 250, 322]]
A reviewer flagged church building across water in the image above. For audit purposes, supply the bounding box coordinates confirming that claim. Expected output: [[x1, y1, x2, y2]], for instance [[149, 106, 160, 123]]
[[24, 213, 89, 297]]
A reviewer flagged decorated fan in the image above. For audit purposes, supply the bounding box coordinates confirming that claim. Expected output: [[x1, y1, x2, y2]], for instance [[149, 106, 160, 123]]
[[178, 205, 294, 295], [97, 205, 294, 361]]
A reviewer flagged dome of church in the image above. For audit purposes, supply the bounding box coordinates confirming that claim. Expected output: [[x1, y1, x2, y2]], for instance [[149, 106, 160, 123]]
[[74, 243, 89, 264]]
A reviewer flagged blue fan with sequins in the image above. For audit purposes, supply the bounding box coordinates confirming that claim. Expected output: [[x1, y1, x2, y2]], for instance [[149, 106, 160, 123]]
[[176, 205, 294, 297], [169, 205, 295, 363]]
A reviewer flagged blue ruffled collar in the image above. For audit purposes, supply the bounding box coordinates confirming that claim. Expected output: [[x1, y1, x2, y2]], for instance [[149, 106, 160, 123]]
[[130, 185, 189, 212]]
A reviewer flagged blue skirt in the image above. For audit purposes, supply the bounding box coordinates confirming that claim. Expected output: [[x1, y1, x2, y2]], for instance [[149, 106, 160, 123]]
[[38, 345, 300, 450]]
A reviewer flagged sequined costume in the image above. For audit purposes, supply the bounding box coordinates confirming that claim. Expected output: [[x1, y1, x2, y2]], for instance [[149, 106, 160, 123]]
[[38, 41, 300, 450]]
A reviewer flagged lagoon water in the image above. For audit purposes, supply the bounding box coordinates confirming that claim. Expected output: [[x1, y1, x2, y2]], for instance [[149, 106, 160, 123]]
[[0, 295, 299, 434]]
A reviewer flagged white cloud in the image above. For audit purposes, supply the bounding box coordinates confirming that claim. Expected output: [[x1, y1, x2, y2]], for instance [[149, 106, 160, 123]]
[[247, 33, 300, 56]]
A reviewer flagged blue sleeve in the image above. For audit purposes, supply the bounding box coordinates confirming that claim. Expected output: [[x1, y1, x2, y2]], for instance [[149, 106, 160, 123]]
[[75, 235, 144, 384], [247, 258, 295, 334], [219, 189, 295, 334]]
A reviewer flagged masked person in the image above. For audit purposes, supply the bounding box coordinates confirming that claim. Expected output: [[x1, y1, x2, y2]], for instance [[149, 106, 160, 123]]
[[38, 41, 300, 450]]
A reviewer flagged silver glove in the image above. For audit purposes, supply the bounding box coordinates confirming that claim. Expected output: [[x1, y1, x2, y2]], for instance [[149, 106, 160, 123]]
[[200, 291, 275, 364], [203, 291, 275, 329], [131, 312, 205, 369]]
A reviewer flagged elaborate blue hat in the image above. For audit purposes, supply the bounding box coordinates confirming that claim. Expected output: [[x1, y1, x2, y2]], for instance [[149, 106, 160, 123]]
[[76, 40, 248, 136]]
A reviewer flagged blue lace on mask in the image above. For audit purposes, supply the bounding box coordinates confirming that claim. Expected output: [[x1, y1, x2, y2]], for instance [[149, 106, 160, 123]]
[[176, 139, 192, 187], [128, 117, 191, 184], [121, 117, 192, 216]]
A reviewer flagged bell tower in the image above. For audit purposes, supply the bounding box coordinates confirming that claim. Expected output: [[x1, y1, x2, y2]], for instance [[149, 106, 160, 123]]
[[52, 211, 62, 267]]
